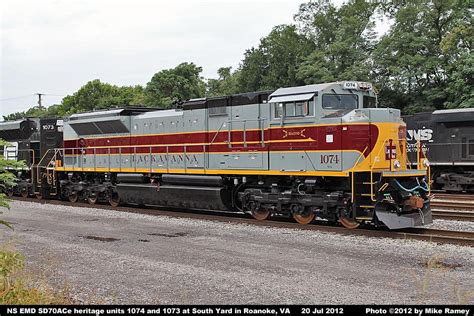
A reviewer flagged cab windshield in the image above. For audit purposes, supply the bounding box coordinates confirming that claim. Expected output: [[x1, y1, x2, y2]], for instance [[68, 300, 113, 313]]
[[322, 94, 358, 110]]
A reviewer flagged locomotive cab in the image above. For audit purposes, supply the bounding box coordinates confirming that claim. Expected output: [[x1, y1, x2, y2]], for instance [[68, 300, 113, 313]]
[[268, 82, 431, 229]]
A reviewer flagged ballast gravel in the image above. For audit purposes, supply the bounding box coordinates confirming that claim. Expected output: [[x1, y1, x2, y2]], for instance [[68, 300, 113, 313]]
[[427, 217, 474, 232], [1, 201, 473, 305]]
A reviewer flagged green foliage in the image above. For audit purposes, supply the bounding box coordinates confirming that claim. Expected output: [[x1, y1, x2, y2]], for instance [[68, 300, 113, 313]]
[[0, 249, 23, 278], [0, 248, 72, 304], [3, 81, 145, 120], [296, 0, 377, 84], [373, 0, 473, 112], [53, 80, 145, 116], [145, 62, 206, 108], [206, 67, 240, 97], [3, 106, 49, 121], [3, 0, 472, 116], [0, 139, 26, 228], [237, 24, 315, 92], [0, 140, 26, 190]]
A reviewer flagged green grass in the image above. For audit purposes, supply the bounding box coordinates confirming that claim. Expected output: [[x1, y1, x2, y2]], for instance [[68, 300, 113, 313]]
[[0, 246, 73, 304]]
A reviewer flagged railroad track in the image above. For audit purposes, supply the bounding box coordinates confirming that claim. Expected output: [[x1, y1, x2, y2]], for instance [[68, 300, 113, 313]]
[[430, 200, 474, 211], [395, 228, 474, 247], [9, 196, 474, 247], [429, 193, 474, 220], [431, 209, 474, 221], [431, 193, 474, 201]]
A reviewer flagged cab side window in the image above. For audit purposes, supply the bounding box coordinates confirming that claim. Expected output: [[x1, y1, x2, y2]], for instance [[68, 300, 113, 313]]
[[274, 99, 314, 118], [363, 96, 377, 108]]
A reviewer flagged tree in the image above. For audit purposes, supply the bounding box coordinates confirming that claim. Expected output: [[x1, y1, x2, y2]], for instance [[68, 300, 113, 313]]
[[440, 5, 473, 109], [0, 139, 26, 228], [53, 80, 145, 116], [144, 62, 206, 108], [373, 0, 472, 112], [206, 67, 240, 97], [3, 106, 49, 121], [295, 0, 377, 85], [237, 24, 315, 92], [3, 81, 146, 120]]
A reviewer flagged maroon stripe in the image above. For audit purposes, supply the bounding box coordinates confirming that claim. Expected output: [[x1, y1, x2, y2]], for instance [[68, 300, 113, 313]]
[[64, 124, 379, 157]]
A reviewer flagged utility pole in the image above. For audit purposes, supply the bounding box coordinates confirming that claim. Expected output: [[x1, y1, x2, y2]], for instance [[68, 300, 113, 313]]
[[35, 93, 44, 109]]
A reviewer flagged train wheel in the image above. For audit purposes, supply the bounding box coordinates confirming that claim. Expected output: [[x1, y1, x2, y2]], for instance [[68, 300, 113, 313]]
[[339, 216, 360, 229], [35, 193, 43, 200], [20, 189, 28, 198], [109, 192, 120, 207], [293, 211, 315, 225], [68, 192, 79, 203], [250, 208, 270, 221], [87, 194, 98, 205]]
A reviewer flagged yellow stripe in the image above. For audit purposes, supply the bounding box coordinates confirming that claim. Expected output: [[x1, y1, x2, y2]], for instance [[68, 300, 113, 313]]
[[54, 167, 350, 177], [54, 166, 424, 177]]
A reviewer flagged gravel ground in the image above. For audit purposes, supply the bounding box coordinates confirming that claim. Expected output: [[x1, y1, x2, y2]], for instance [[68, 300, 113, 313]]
[[1, 200, 473, 305], [427, 217, 474, 232]]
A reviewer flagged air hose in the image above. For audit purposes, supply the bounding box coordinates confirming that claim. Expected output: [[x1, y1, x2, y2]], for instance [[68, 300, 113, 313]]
[[393, 178, 429, 193]]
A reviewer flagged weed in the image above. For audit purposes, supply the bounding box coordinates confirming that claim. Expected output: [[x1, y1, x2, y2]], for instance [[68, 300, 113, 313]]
[[0, 246, 73, 304], [414, 254, 473, 304]]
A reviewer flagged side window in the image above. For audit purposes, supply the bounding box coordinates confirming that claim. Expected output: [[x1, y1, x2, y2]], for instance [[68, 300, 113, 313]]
[[274, 103, 283, 118], [462, 137, 467, 158], [363, 96, 377, 108], [469, 139, 474, 156], [295, 102, 304, 116], [285, 103, 296, 117], [273, 99, 314, 118]]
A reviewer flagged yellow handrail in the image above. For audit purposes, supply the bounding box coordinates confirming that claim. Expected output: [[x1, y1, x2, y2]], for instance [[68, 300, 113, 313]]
[[36, 149, 55, 184], [351, 146, 368, 203]]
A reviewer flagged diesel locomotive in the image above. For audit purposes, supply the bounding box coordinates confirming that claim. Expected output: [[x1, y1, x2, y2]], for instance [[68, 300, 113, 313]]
[[0, 117, 63, 197], [1, 81, 432, 229], [404, 108, 474, 192]]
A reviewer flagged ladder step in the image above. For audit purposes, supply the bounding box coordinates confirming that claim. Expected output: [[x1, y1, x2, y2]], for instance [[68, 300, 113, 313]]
[[362, 182, 375, 185], [359, 205, 375, 208], [360, 193, 374, 197], [356, 217, 373, 220]]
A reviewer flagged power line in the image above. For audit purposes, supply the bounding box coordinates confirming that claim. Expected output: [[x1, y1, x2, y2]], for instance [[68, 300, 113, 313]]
[[0, 93, 66, 103], [43, 94, 66, 97], [0, 94, 35, 102]]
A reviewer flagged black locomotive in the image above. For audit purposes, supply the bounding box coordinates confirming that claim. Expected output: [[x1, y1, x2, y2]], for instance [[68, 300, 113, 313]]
[[403, 108, 474, 192], [0, 118, 63, 197]]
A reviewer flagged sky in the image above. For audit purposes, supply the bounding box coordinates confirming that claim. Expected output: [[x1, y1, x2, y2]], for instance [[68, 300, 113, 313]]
[[1, 0, 379, 117]]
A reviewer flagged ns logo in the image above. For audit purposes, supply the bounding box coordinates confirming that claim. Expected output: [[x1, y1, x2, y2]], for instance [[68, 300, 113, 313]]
[[406, 128, 434, 143]]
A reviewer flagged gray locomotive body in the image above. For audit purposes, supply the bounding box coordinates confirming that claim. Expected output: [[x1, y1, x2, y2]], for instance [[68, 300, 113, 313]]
[[51, 81, 431, 229]]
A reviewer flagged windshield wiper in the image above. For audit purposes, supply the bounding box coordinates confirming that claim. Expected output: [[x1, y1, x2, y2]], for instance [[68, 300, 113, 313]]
[[330, 89, 341, 102]]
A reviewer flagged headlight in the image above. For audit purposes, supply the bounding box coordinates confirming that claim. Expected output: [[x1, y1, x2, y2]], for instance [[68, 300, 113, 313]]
[[423, 159, 430, 167], [393, 160, 401, 169]]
